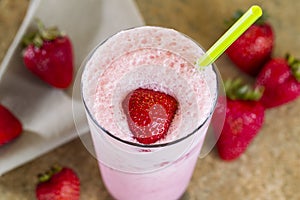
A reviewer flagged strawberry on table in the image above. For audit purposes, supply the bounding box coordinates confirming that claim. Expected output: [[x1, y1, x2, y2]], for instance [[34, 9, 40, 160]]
[[36, 165, 80, 200], [0, 104, 23, 147], [225, 10, 274, 76], [22, 19, 73, 89], [255, 54, 300, 108], [216, 79, 265, 161], [122, 88, 178, 144]]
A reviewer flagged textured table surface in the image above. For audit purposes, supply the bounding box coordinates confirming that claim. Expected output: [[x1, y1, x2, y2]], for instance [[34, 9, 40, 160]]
[[0, 0, 299, 199]]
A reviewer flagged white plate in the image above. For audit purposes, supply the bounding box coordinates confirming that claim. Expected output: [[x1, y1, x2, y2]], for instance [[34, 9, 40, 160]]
[[0, 0, 144, 175]]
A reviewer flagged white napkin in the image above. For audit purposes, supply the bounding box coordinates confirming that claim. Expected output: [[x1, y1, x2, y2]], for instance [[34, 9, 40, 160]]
[[0, 0, 144, 175]]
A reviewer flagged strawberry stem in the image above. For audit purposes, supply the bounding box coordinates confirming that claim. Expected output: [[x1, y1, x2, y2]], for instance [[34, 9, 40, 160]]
[[22, 18, 62, 48], [225, 9, 268, 27], [225, 78, 264, 101], [286, 53, 300, 82], [36, 18, 61, 40], [38, 165, 62, 183], [33, 35, 43, 47]]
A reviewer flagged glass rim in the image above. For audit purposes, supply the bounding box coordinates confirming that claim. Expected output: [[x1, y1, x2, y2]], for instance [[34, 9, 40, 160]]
[[80, 26, 220, 148]]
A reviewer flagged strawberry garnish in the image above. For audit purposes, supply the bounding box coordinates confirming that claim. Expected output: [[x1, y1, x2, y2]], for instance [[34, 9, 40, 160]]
[[36, 165, 80, 200], [122, 88, 178, 144], [255, 54, 300, 108], [22, 19, 73, 88], [0, 104, 22, 146], [216, 79, 265, 161], [225, 10, 274, 76]]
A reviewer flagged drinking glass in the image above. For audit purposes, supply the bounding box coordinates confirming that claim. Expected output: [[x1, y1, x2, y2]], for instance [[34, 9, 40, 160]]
[[75, 26, 225, 200]]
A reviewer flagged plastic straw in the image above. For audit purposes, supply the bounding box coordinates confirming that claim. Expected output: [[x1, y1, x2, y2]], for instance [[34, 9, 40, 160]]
[[197, 5, 262, 67]]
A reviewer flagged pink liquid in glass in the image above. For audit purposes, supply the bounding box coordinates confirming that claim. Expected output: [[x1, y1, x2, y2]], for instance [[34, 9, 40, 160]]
[[82, 26, 218, 200]]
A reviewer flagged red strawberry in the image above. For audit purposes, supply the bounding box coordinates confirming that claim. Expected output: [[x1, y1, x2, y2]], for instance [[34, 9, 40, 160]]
[[255, 54, 300, 108], [22, 19, 73, 88], [122, 88, 178, 144], [0, 104, 22, 146], [216, 79, 265, 161], [225, 10, 274, 76], [36, 166, 80, 200]]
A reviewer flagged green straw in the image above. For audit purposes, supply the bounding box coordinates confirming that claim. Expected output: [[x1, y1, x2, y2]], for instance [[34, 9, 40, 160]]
[[197, 5, 262, 67]]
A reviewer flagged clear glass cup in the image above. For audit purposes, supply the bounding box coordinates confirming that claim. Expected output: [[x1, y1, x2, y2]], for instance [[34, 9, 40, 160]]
[[77, 26, 225, 200]]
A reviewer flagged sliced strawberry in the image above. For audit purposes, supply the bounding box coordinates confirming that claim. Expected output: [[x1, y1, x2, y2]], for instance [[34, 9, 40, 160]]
[[36, 166, 80, 200], [122, 88, 178, 144], [0, 104, 23, 146], [255, 55, 300, 108]]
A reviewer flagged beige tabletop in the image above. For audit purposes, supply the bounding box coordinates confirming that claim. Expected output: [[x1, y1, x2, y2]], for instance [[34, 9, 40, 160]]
[[0, 0, 299, 199]]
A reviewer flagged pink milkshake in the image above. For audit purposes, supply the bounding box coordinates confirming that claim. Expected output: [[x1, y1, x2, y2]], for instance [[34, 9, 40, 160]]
[[81, 26, 219, 200]]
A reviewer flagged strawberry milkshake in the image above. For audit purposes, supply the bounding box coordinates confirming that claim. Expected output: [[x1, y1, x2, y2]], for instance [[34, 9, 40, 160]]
[[81, 26, 219, 200]]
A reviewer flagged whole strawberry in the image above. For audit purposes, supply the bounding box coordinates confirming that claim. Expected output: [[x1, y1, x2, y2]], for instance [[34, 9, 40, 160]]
[[255, 54, 300, 108], [0, 104, 22, 146], [216, 79, 265, 161], [36, 165, 80, 200], [122, 88, 178, 144], [22, 19, 73, 88], [225, 10, 274, 76]]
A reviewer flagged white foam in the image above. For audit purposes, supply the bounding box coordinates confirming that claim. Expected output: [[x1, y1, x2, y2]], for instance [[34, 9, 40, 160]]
[[82, 26, 215, 144]]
